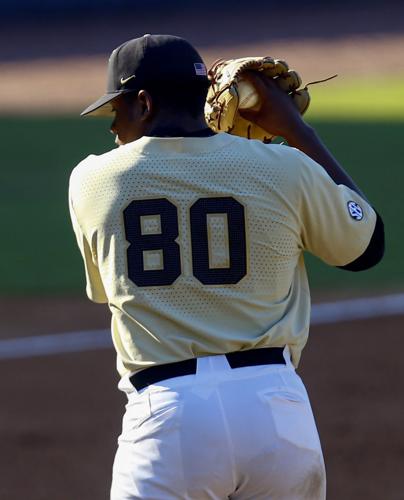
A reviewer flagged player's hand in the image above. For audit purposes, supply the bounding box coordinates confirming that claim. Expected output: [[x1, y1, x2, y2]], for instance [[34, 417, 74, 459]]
[[239, 72, 307, 141]]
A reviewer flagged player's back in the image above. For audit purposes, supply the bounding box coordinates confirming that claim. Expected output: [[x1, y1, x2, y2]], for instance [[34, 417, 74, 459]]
[[69, 132, 375, 375]]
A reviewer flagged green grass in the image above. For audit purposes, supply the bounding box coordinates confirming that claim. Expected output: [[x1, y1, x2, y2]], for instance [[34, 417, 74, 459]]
[[0, 116, 112, 294], [0, 115, 403, 295], [306, 76, 404, 120]]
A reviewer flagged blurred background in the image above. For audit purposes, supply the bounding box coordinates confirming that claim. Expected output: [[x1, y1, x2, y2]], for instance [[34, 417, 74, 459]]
[[0, 1, 403, 499]]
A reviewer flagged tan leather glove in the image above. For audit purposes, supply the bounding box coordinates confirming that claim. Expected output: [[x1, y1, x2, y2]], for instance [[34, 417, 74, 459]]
[[205, 56, 310, 143]]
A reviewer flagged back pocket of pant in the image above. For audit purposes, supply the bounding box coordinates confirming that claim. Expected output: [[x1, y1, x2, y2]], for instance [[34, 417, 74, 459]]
[[261, 389, 322, 451]]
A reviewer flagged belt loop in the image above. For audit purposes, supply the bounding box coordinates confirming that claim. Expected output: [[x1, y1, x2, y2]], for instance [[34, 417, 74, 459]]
[[196, 355, 214, 376], [118, 373, 139, 395], [283, 346, 294, 369]]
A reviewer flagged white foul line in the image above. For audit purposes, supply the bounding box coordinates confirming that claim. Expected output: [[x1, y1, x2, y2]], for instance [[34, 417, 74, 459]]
[[311, 293, 404, 325], [0, 293, 403, 360], [0, 329, 111, 360]]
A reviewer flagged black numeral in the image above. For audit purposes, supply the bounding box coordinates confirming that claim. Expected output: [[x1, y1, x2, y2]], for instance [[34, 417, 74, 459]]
[[123, 197, 247, 287], [190, 197, 247, 284], [123, 199, 181, 286]]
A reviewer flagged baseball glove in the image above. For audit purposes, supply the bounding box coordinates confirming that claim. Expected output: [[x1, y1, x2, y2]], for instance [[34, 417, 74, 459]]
[[204, 56, 310, 143]]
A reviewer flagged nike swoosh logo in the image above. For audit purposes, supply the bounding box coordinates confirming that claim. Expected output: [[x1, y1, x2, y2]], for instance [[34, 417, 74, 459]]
[[120, 75, 136, 86]]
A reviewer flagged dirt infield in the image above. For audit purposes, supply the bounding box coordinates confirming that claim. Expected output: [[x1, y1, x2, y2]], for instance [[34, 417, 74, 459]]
[[1, 298, 403, 500], [1, 34, 404, 116]]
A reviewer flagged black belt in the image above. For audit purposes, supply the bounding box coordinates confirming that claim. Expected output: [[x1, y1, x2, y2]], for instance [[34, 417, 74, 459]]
[[130, 347, 286, 392]]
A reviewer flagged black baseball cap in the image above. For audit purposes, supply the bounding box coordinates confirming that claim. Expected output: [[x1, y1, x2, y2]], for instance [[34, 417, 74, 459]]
[[81, 34, 209, 117]]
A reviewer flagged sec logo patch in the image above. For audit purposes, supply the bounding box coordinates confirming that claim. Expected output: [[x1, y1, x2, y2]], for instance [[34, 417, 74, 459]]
[[347, 201, 363, 221]]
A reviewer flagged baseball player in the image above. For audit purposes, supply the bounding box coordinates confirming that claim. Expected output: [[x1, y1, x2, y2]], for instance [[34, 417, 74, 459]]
[[69, 34, 384, 499]]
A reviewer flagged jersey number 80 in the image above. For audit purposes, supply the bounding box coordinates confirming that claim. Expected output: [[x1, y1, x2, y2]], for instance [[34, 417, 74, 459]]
[[123, 197, 247, 287]]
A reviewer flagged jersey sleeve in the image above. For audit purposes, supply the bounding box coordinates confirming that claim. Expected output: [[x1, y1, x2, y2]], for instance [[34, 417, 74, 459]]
[[68, 189, 108, 304], [295, 150, 377, 266]]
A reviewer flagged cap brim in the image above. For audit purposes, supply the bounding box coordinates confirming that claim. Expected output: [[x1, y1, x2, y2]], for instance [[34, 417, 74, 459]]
[[80, 90, 131, 117]]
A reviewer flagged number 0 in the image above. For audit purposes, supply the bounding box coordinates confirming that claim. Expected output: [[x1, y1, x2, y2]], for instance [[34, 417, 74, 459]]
[[190, 197, 247, 284]]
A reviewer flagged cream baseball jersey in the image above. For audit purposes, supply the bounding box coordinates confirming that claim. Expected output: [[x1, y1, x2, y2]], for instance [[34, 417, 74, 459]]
[[69, 133, 376, 376]]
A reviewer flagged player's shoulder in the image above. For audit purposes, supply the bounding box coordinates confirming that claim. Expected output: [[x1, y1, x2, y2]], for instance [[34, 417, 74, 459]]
[[71, 144, 125, 176], [232, 136, 304, 162], [232, 137, 313, 179], [69, 142, 136, 189], [252, 140, 333, 180]]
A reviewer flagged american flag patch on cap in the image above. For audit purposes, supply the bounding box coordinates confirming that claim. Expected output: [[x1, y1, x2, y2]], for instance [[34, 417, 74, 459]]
[[194, 63, 207, 76]]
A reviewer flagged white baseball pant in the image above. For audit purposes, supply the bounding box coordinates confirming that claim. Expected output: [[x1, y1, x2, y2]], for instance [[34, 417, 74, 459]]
[[111, 348, 326, 499]]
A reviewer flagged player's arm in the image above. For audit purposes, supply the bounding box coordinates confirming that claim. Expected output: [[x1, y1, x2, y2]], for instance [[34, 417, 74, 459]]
[[282, 124, 367, 200], [68, 177, 109, 304], [240, 73, 364, 197], [240, 73, 384, 271], [280, 122, 384, 272]]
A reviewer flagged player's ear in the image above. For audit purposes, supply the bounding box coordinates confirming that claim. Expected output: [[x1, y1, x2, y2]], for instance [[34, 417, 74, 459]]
[[137, 90, 153, 121]]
